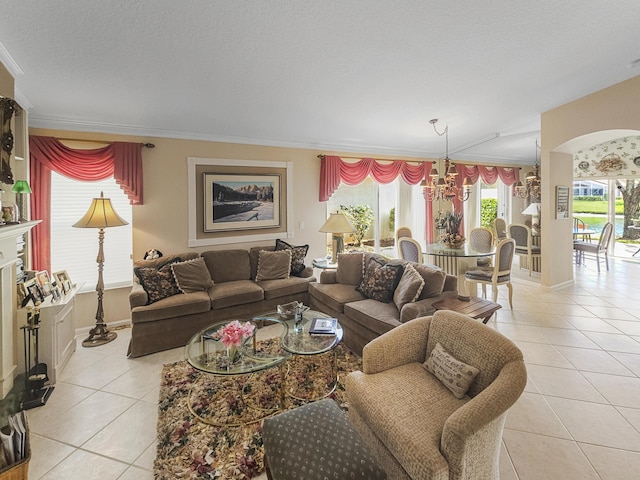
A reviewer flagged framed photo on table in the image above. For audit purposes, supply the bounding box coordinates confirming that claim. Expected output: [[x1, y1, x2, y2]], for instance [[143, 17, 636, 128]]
[[53, 270, 72, 294], [25, 279, 45, 304], [36, 270, 53, 296]]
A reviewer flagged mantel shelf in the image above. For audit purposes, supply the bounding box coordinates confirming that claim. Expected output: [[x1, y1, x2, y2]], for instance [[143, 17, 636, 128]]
[[0, 220, 41, 240]]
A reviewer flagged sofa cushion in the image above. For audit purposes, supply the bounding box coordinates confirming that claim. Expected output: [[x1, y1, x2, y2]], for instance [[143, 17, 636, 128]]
[[309, 283, 366, 313], [335, 252, 364, 285], [356, 256, 404, 303], [346, 363, 468, 480], [131, 290, 212, 323], [171, 257, 214, 293], [209, 280, 264, 309], [412, 263, 447, 299], [133, 258, 182, 304], [255, 249, 292, 281], [344, 299, 401, 337], [393, 263, 425, 311], [424, 342, 480, 399], [258, 276, 314, 300], [201, 250, 251, 283], [275, 239, 309, 275]]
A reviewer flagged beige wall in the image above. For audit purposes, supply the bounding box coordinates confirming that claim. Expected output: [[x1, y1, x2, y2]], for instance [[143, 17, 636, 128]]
[[30, 127, 435, 327], [540, 75, 640, 288]]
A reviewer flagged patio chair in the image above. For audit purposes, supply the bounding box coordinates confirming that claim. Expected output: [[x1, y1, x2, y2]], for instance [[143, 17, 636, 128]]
[[574, 221, 614, 272]]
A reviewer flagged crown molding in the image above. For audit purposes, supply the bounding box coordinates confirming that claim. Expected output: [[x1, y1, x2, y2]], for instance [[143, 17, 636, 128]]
[[0, 41, 23, 77]]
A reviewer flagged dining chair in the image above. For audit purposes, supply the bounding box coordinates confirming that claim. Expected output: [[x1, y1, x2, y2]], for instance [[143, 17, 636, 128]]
[[396, 226, 412, 242], [508, 223, 541, 276], [573, 221, 614, 272], [464, 237, 516, 308], [493, 218, 508, 244], [573, 217, 591, 242], [398, 237, 423, 263], [469, 227, 494, 267]]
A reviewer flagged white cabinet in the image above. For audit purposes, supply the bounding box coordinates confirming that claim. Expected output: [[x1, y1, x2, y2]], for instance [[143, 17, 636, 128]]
[[0, 221, 39, 399], [17, 284, 81, 385]]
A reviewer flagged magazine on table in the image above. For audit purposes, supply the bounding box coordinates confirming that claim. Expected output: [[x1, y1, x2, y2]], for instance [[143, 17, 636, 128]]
[[309, 317, 338, 335]]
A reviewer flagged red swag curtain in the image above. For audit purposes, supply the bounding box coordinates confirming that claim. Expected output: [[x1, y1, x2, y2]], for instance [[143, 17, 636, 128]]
[[29, 136, 144, 272], [319, 155, 519, 244]]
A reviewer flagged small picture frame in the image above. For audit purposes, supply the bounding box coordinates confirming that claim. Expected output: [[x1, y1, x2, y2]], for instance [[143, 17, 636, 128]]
[[36, 270, 53, 296], [51, 284, 61, 301], [25, 280, 45, 305], [556, 185, 570, 219], [53, 270, 72, 294]]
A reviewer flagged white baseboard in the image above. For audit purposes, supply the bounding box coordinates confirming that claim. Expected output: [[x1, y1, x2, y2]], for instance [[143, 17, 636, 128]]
[[75, 319, 132, 337]]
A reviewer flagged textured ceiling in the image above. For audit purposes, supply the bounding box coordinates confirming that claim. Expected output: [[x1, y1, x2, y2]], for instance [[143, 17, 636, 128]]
[[1, 1, 640, 165]]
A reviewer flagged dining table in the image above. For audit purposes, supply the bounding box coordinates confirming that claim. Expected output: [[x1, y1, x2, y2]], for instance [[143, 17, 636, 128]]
[[423, 243, 497, 300]]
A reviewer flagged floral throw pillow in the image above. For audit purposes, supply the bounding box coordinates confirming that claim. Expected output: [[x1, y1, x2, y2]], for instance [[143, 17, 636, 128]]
[[275, 239, 309, 275], [356, 257, 404, 303], [134, 258, 181, 304]]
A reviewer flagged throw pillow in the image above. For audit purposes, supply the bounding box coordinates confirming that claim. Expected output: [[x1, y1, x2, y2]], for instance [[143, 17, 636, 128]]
[[255, 249, 292, 281], [133, 258, 182, 304], [275, 239, 309, 275], [356, 257, 404, 304], [412, 263, 447, 299], [171, 257, 214, 293], [393, 264, 425, 311], [424, 342, 480, 399], [335, 253, 365, 285]]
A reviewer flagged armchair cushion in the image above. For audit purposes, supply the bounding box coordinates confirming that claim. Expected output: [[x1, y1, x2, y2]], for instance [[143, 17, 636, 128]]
[[424, 342, 480, 399], [356, 256, 404, 303]]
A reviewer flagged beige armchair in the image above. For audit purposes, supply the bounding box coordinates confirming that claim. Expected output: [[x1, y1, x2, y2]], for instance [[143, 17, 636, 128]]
[[345, 310, 526, 480]]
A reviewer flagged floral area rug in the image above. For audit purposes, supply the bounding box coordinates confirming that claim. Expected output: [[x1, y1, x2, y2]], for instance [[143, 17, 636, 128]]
[[154, 342, 362, 479]]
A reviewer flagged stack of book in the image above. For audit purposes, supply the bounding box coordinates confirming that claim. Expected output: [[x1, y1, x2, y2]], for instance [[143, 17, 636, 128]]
[[0, 411, 28, 473], [309, 317, 338, 336]]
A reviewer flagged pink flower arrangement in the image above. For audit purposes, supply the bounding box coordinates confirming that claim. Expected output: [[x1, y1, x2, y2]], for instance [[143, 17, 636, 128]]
[[218, 320, 255, 349]]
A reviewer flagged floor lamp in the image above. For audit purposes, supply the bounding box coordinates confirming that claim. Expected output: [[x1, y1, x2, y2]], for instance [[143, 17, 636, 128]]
[[319, 212, 356, 264], [73, 192, 128, 347]]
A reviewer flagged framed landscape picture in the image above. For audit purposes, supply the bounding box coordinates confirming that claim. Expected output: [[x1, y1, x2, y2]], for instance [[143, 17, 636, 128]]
[[203, 173, 281, 232]]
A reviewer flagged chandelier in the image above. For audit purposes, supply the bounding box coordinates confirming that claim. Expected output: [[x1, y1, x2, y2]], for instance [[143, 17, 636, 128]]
[[514, 140, 541, 200], [421, 119, 472, 202]]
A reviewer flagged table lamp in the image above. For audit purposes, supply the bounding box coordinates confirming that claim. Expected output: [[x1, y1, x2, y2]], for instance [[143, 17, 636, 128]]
[[73, 192, 128, 347], [522, 202, 541, 235], [12, 180, 32, 222], [319, 212, 356, 264]]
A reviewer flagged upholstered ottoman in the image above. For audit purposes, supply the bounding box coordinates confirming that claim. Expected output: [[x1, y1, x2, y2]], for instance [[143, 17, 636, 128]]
[[262, 399, 387, 480]]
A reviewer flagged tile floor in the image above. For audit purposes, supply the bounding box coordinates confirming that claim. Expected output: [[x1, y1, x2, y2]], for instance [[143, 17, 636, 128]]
[[26, 257, 640, 479]]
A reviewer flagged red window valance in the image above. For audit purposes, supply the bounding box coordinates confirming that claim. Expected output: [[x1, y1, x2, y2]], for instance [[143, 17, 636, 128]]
[[319, 155, 519, 201], [29, 135, 144, 272]]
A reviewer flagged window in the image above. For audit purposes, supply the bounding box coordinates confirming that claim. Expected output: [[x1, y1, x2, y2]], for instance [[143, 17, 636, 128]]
[[50, 172, 132, 291]]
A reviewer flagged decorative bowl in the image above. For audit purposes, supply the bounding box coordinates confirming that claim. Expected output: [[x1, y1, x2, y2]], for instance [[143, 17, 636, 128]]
[[277, 301, 309, 319]]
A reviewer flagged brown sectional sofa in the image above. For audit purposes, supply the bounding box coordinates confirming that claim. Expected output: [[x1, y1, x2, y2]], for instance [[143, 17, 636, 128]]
[[309, 252, 458, 355], [127, 246, 316, 357]]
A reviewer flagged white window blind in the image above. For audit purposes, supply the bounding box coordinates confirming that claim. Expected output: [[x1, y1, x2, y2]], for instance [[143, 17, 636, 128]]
[[50, 172, 133, 291]]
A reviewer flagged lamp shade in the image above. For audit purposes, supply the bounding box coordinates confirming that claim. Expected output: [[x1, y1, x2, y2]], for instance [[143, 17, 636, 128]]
[[72, 192, 128, 229], [11, 180, 31, 194], [319, 213, 356, 234], [522, 203, 541, 215]]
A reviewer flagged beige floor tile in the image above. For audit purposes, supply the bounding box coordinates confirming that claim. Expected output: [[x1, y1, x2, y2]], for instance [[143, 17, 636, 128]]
[[583, 331, 640, 354], [555, 345, 634, 376], [546, 396, 640, 450], [582, 371, 640, 409], [82, 400, 158, 463], [515, 342, 573, 368], [118, 465, 155, 480], [502, 429, 599, 480], [582, 306, 638, 321], [508, 311, 575, 329], [616, 406, 640, 433], [493, 323, 548, 344], [606, 319, 640, 336], [101, 362, 164, 399], [525, 365, 607, 403], [579, 444, 640, 480], [30, 391, 136, 446], [537, 326, 601, 349], [39, 449, 128, 480], [499, 441, 518, 480], [26, 382, 95, 431], [504, 393, 571, 439], [59, 355, 135, 389], [28, 434, 75, 480], [562, 315, 623, 334], [133, 439, 158, 470], [611, 351, 640, 376]]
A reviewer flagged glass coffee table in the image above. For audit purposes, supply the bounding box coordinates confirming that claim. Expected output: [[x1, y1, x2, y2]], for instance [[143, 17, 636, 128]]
[[185, 319, 291, 426], [254, 309, 343, 401]]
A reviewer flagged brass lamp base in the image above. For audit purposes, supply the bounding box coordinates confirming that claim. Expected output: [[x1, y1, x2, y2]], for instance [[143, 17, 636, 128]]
[[82, 324, 117, 348]]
